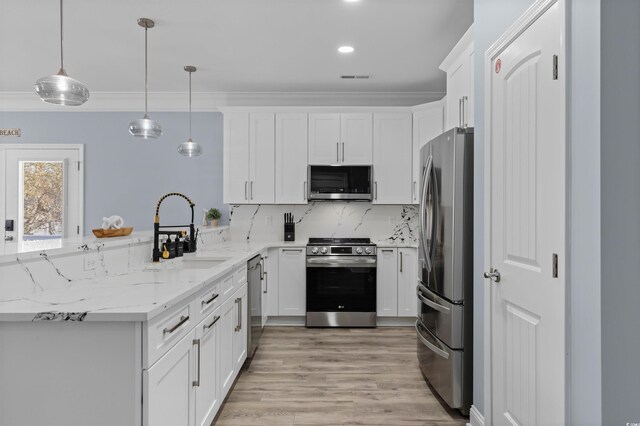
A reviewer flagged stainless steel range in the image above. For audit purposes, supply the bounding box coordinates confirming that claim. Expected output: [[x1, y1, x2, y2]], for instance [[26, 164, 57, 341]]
[[306, 238, 377, 327]]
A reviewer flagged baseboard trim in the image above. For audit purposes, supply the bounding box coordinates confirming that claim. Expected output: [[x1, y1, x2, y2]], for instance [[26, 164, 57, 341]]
[[265, 316, 416, 327], [467, 405, 484, 426]]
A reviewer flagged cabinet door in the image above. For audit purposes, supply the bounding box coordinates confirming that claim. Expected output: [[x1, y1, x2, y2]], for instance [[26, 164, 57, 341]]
[[377, 248, 398, 317], [223, 113, 250, 204], [308, 114, 340, 164], [397, 248, 418, 317], [275, 113, 308, 203], [249, 113, 275, 204], [278, 248, 306, 316], [145, 329, 196, 426], [373, 113, 413, 204], [219, 296, 235, 396], [261, 254, 269, 326], [465, 48, 474, 127], [446, 57, 468, 130], [412, 104, 444, 203], [194, 310, 221, 426], [341, 113, 372, 165], [233, 284, 248, 372]]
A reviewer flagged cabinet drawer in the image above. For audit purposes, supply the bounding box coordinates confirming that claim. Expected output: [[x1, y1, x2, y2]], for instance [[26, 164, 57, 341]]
[[234, 265, 247, 288], [197, 282, 222, 320], [146, 300, 193, 367]]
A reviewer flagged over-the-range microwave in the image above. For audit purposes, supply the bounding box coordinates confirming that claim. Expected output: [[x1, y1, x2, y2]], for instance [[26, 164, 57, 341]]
[[307, 165, 372, 201]]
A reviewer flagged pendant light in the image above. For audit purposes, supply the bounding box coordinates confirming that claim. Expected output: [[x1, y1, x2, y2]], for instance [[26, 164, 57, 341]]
[[128, 18, 162, 139], [177, 66, 202, 157], [33, 0, 89, 106]]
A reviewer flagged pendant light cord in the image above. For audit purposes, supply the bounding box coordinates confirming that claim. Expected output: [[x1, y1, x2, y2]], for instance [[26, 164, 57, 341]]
[[144, 26, 148, 116], [59, 0, 64, 71], [189, 70, 192, 139]]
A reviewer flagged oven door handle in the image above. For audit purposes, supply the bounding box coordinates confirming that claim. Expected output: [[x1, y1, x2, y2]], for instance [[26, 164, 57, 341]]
[[306, 257, 377, 267]]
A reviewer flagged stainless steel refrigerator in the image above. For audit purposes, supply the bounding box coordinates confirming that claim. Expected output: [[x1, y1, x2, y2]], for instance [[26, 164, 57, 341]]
[[416, 127, 473, 415]]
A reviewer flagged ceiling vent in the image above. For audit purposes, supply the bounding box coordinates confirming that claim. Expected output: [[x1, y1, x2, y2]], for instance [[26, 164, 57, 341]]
[[340, 75, 372, 79]]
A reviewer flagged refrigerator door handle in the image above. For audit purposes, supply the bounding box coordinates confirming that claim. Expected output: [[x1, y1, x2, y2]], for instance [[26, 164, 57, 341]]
[[417, 284, 451, 314], [420, 155, 433, 272], [415, 320, 450, 360]]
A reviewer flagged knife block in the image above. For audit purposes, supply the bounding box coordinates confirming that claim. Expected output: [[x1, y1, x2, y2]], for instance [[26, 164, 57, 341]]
[[284, 223, 295, 241]]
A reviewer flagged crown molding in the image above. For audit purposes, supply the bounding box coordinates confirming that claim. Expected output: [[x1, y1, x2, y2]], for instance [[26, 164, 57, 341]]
[[0, 91, 445, 112]]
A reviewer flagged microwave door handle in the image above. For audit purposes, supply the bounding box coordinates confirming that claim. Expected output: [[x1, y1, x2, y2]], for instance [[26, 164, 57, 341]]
[[420, 156, 433, 272]]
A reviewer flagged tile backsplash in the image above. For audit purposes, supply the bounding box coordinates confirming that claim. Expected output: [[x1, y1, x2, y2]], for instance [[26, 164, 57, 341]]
[[228, 202, 418, 243]]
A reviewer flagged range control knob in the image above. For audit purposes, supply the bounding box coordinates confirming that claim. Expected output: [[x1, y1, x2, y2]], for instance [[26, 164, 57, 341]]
[[311, 247, 319, 254], [320, 247, 328, 254], [356, 247, 363, 254], [364, 247, 372, 254]]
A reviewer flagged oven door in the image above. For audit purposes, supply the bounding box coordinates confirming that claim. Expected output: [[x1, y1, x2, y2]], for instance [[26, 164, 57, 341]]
[[306, 256, 376, 312]]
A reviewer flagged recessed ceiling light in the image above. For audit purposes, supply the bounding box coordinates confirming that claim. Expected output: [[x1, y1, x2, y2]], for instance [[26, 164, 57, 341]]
[[338, 46, 355, 54]]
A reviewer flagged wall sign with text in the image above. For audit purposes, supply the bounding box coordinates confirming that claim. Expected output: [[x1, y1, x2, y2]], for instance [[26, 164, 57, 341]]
[[0, 129, 21, 137]]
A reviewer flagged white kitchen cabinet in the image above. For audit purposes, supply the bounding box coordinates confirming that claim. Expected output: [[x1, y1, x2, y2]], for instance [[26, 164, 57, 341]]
[[441, 25, 474, 130], [275, 113, 308, 204], [377, 247, 418, 318], [232, 284, 248, 372], [223, 112, 275, 204], [377, 248, 398, 317], [219, 291, 236, 396], [397, 248, 418, 317], [223, 112, 250, 204], [194, 309, 221, 426], [412, 102, 445, 203], [145, 328, 196, 426], [373, 113, 413, 204], [278, 247, 306, 316], [308, 113, 372, 165]]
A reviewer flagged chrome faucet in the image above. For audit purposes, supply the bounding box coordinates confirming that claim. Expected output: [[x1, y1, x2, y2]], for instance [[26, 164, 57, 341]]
[[153, 192, 197, 262]]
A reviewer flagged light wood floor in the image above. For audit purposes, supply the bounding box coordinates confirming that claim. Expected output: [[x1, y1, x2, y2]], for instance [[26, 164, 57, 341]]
[[214, 327, 468, 426]]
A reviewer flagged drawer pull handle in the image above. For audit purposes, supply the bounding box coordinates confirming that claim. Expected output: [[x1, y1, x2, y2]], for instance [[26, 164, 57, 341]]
[[201, 293, 219, 307], [163, 315, 189, 335], [204, 315, 220, 331]]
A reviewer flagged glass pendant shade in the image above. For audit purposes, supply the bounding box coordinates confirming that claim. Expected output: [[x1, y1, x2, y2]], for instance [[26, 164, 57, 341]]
[[34, 0, 89, 106], [178, 65, 202, 156], [129, 114, 163, 139], [177, 138, 202, 157], [130, 18, 161, 139]]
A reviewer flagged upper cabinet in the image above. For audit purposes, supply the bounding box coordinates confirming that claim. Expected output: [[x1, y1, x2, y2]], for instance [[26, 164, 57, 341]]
[[223, 112, 275, 204], [412, 101, 445, 204], [373, 113, 413, 204], [275, 114, 308, 204], [308, 113, 372, 165], [440, 25, 474, 130]]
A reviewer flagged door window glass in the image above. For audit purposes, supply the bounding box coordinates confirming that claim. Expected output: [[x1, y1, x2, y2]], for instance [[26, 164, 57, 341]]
[[20, 161, 64, 241]]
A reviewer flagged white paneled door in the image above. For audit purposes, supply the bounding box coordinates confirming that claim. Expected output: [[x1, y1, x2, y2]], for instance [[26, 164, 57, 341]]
[[487, 2, 565, 425]]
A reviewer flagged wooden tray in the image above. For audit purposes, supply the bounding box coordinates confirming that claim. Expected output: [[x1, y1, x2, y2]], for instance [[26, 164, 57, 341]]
[[92, 227, 133, 238]]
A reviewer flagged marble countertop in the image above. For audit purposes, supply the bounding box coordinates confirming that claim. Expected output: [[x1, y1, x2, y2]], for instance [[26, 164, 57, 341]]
[[0, 230, 415, 322]]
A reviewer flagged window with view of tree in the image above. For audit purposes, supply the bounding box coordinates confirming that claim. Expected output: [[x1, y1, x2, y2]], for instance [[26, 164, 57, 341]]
[[21, 161, 64, 240]]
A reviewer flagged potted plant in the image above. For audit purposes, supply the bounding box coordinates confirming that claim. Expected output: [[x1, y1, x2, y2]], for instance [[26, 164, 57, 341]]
[[206, 208, 222, 227]]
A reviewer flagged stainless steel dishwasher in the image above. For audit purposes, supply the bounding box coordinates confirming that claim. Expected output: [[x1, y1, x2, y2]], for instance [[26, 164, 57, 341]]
[[247, 254, 263, 358]]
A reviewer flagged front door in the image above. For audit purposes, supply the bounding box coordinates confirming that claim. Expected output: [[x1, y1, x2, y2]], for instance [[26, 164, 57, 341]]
[[1, 145, 83, 244], [487, 1, 566, 425]]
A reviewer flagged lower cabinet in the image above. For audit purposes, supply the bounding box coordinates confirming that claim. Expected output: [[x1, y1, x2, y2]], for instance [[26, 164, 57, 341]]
[[145, 328, 196, 426], [194, 309, 222, 426], [377, 247, 418, 318], [278, 247, 306, 316], [232, 284, 248, 372]]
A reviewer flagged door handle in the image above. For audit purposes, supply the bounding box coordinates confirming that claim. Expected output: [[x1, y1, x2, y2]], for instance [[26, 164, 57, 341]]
[[483, 268, 501, 283], [337, 142, 340, 163], [342, 142, 345, 163], [303, 181, 307, 200], [263, 271, 268, 294], [250, 181, 254, 200], [458, 98, 463, 128], [192, 339, 201, 387], [235, 297, 242, 331], [374, 181, 378, 200], [244, 181, 248, 200], [400, 252, 403, 273], [462, 96, 468, 128]]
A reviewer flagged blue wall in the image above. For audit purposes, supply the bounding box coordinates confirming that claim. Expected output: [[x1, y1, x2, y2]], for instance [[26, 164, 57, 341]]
[[472, 0, 537, 416], [0, 111, 226, 234]]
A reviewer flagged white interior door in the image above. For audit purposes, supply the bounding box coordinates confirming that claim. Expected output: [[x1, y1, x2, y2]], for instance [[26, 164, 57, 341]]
[[2, 145, 83, 244], [487, 2, 565, 425]]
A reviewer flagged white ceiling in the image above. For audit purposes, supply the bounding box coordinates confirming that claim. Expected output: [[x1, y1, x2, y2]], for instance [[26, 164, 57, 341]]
[[0, 0, 473, 107]]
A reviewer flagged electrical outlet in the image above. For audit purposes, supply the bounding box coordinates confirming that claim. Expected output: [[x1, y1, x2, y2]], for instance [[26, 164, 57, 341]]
[[84, 256, 98, 271]]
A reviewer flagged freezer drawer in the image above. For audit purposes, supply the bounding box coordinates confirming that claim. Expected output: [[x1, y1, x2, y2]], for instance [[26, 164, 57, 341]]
[[416, 320, 464, 411], [417, 282, 464, 349]]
